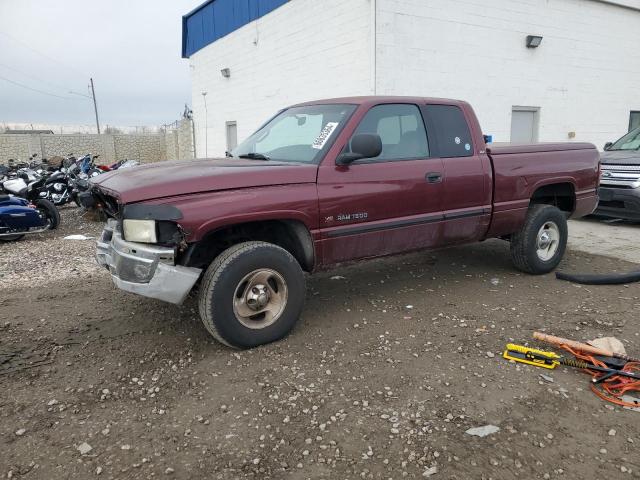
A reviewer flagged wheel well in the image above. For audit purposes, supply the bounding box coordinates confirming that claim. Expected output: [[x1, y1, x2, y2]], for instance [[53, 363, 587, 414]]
[[182, 220, 315, 272], [530, 183, 575, 213]]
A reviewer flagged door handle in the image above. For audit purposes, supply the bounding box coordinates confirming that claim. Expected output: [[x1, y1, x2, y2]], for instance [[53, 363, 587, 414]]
[[426, 172, 442, 183]]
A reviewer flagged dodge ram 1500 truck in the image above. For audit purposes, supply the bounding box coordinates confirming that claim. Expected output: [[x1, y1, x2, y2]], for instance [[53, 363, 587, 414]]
[[86, 96, 600, 348]]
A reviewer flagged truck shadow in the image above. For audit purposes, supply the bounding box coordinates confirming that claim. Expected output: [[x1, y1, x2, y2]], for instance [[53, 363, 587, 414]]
[[301, 239, 517, 329]]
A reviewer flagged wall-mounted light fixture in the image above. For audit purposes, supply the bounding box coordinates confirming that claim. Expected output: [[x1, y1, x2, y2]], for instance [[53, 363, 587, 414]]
[[221, 68, 231, 78], [526, 35, 543, 48]]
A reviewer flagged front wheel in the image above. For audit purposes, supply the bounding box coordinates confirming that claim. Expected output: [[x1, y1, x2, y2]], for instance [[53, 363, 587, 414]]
[[34, 199, 61, 230], [510, 204, 568, 274], [198, 241, 306, 349]]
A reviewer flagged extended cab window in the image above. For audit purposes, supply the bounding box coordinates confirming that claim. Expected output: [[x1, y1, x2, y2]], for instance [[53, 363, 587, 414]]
[[232, 104, 356, 163], [425, 105, 473, 158], [351, 104, 429, 161]]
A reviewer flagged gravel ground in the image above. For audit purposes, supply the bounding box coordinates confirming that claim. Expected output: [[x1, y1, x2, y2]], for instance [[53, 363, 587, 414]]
[[0, 205, 103, 288], [568, 218, 640, 264], [1, 208, 639, 479]]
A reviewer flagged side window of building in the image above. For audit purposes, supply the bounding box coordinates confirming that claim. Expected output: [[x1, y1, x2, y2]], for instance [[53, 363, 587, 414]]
[[425, 105, 473, 158], [351, 104, 429, 161]]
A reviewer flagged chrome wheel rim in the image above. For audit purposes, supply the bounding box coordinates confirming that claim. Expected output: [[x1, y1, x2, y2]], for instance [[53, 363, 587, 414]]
[[233, 269, 288, 329], [536, 221, 560, 261]]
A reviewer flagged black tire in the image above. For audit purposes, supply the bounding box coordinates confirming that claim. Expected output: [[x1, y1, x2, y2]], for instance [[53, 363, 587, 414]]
[[0, 234, 25, 242], [198, 241, 306, 349], [510, 204, 567, 274], [34, 199, 60, 230]]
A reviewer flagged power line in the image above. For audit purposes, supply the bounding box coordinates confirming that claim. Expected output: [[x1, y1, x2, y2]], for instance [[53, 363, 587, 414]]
[[0, 30, 86, 77], [0, 62, 77, 94], [0, 75, 78, 100]]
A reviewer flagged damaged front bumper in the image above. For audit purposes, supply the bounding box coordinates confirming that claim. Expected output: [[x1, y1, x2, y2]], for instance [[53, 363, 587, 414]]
[[96, 219, 201, 305]]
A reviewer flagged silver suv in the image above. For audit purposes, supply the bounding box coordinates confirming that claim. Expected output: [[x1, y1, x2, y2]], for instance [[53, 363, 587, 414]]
[[596, 127, 640, 221]]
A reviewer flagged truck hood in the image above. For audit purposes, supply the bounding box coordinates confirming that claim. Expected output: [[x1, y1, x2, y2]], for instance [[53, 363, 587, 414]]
[[600, 150, 640, 165], [91, 158, 318, 204]]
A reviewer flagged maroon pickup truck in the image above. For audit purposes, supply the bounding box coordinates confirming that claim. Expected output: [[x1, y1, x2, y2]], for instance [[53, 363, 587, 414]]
[[87, 96, 600, 348]]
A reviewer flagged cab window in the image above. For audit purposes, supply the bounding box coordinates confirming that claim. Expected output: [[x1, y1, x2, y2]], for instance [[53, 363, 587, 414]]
[[351, 104, 429, 161], [425, 105, 473, 158]]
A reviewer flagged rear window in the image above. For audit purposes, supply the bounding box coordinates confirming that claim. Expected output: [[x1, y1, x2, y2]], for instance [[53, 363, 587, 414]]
[[425, 105, 473, 158]]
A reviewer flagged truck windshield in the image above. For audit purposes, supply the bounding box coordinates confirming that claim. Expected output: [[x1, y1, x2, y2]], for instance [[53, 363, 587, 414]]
[[231, 104, 356, 163], [608, 127, 640, 151]]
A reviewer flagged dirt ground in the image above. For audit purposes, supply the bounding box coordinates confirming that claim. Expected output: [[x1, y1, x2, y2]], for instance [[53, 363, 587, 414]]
[[1, 208, 639, 480]]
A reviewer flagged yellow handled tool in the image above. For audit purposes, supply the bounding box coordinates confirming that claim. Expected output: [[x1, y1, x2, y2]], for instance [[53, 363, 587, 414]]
[[503, 343, 560, 369], [503, 343, 640, 382]]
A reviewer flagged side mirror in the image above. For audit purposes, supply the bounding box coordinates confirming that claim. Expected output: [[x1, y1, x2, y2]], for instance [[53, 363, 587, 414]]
[[336, 133, 382, 165], [604, 142, 613, 151]]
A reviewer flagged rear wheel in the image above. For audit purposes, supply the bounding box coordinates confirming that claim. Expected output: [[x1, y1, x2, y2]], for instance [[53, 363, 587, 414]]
[[198, 241, 306, 349], [34, 199, 60, 230], [510, 204, 567, 274], [0, 234, 25, 242]]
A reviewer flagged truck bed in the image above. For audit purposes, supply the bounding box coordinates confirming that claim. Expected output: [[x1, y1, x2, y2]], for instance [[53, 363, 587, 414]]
[[485, 142, 600, 238]]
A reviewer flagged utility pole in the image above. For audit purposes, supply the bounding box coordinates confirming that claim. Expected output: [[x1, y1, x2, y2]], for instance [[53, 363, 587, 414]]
[[202, 91, 208, 157], [69, 78, 101, 134], [90, 78, 100, 134]]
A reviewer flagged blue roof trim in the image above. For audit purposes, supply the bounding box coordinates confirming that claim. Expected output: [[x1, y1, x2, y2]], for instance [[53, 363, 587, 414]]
[[182, 0, 289, 58]]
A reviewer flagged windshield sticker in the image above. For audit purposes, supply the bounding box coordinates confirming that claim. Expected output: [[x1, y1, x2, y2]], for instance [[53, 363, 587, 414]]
[[465, 143, 471, 151], [312, 122, 339, 150], [454, 136, 461, 145]]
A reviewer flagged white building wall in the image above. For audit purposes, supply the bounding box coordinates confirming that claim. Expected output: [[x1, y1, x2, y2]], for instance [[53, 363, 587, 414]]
[[375, 0, 640, 148], [189, 0, 374, 158]]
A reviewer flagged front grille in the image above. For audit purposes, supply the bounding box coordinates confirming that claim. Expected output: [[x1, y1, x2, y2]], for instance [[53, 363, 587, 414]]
[[600, 164, 640, 188], [601, 164, 640, 172]]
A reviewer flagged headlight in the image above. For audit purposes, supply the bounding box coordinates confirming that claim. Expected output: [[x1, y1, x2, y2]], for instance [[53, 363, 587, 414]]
[[122, 219, 157, 243]]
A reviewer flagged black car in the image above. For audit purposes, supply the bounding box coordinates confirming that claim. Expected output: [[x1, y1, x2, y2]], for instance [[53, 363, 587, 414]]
[[596, 126, 640, 221]]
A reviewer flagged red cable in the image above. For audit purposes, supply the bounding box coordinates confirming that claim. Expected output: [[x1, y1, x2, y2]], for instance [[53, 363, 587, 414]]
[[561, 344, 640, 408]]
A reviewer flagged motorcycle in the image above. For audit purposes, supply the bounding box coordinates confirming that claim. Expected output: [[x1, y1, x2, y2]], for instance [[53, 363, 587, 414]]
[[0, 194, 60, 242], [2, 152, 134, 209], [113, 159, 140, 170], [76, 154, 103, 177], [0, 167, 39, 197], [2, 155, 82, 206], [44, 170, 72, 205], [0, 167, 64, 212]]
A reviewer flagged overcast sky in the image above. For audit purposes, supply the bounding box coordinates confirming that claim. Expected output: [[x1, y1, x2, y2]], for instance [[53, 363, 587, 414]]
[[0, 0, 202, 127]]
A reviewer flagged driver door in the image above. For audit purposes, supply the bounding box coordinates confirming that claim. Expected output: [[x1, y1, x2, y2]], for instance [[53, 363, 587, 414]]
[[317, 103, 445, 264]]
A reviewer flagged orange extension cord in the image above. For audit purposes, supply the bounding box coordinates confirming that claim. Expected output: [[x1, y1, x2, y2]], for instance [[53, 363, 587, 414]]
[[561, 345, 640, 408]]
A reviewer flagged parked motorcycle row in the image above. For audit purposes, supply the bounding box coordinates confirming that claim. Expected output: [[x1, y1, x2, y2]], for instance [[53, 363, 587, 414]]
[[0, 153, 139, 242]]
